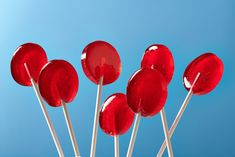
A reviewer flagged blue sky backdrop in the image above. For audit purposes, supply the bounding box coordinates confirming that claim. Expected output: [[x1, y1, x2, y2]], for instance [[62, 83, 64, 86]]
[[0, 0, 234, 156]]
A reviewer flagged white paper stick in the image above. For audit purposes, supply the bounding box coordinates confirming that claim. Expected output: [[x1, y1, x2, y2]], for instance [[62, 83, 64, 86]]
[[126, 113, 141, 157], [90, 76, 104, 157], [156, 73, 201, 157], [62, 101, 81, 157], [114, 135, 119, 157], [160, 109, 174, 157], [24, 63, 64, 157]]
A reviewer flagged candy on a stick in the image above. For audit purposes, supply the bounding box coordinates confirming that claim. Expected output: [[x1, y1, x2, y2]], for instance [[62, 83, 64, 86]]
[[39, 60, 81, 157], [99, 93, 134, 135], [99, 93, 134, 157], [183, 53, 223, 95], [126, 68, 169, 157], [10, 43, 64, 157], [81, 40, 121, 157], [141, 44, 174, 84], [141, 44, 175, 157], [11, 43, 48, 85], [156, 53, 224, 157], [81, 40, 121, 85]]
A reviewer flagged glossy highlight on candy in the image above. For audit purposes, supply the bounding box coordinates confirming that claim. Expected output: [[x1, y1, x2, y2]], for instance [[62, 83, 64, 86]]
[[99, 93, 134, 136], [183, 53, 224, 95], [11, 43, 48, 86], [126, 68, 168, 117], [141, 44, 174, 84], [81, 40, 121, 85], [39, 60, 79, 107]]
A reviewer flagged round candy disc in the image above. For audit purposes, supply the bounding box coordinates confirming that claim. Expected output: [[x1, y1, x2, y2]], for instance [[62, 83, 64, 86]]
[[141, 44, 174, 84], [39, 60, 79, 107], [81, 40, 121, 85], [11, 43, 48, 86], [99, 93, 134, 136], [183, 53, 224, 95], [126, 68, 168, 117]]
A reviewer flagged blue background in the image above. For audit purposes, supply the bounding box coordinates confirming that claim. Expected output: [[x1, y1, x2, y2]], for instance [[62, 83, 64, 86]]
[[0, 0, 234, 156]]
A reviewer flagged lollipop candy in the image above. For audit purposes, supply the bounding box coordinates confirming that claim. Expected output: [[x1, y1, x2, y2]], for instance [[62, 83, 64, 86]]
[[81, 41, 121, 85], [127, 69, 167, 116], [141, 44, 175, 156], [141, 44, 174, 84], [39, 60, 81, 157], [156, 53, 224, 157], [126, 68, 171, 157], [11, 43, 48, 85], [81, 40, 121, 157], [99, 93, 134, 157], [183, 53, 223, 95], [38, 60, 78, 107], [99, 93, 134, 135], [10, 43, 64, 157]]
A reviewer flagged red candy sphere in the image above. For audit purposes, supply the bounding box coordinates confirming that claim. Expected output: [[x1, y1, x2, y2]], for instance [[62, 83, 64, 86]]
[[11, 43, 48, 86], [39, 60, 79, 107], [81, 41, 121, 85], [99, 93, 134, 136], [183, 53, 224, 95], [126, 68, 168, 117], [141, 44, 174, 84]]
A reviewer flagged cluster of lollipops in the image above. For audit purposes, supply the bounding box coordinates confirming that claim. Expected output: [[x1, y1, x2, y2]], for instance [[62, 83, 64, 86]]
[[10, 41, 224, 157]]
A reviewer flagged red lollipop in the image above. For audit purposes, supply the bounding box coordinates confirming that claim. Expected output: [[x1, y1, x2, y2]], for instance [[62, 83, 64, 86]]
[[39, 60, 81, 157], [81, 40, 122, 157], [157, 53, 224, 157], [126, 68, 174, 157], [183, 53, 224, 95], [99, 93, 134, 135], [140, 44, 175, 157], [39, 60, 78, 107], [10, 43, 64, 157], [127, 68, 167, 117], [141, 44, 174, 84], [99, 93, 134, 157], [81, 40, 121, 85], [11, 43, 48, 86]]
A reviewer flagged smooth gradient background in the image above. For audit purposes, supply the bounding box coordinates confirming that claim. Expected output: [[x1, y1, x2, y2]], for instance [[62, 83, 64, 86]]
[[0, 0, 234, 156]]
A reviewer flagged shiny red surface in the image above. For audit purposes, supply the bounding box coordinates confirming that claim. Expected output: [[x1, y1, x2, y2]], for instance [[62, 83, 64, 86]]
[[39, 60, 79, 107], [11, 43, 48, 86], [81, 41, 121, 85], [99, 93, 134, 136], [126, 68, 168, 117], [141, 44, 174, 84], [183, 53, 224, 95]]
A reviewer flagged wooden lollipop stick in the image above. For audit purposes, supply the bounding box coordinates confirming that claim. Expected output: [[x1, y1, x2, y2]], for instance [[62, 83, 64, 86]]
[[24, 63, 64, 157], [90, 76, 104, 157], [156, 73, 201, 157], [126, 113, 141, 157], [114, 135, 120, 157], [61, 101, 81, 157], [160, 109, 174, 157]]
